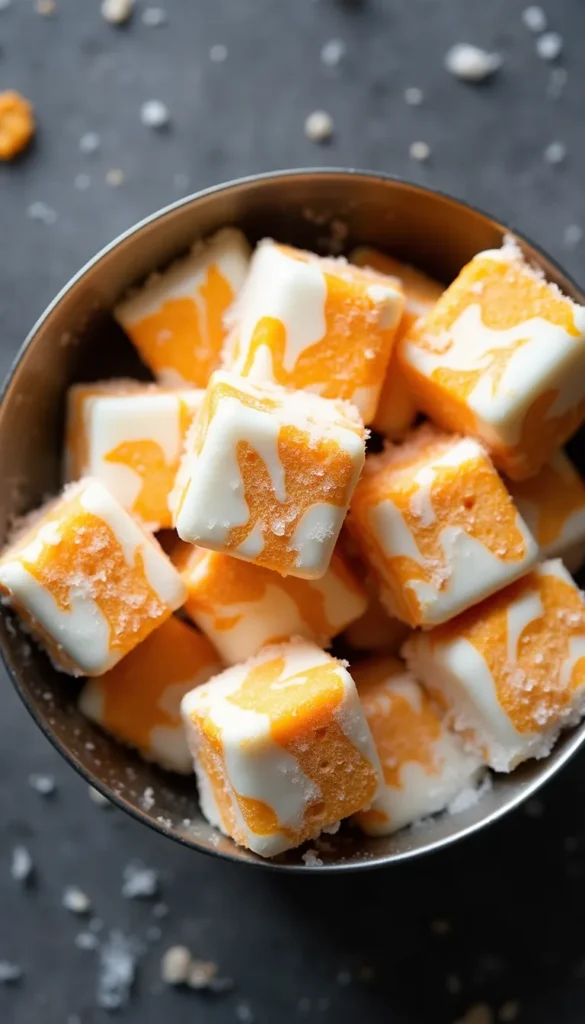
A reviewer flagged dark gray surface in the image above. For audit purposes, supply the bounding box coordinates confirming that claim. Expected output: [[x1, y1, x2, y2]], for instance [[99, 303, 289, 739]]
[[1, 1, 585, 1021]]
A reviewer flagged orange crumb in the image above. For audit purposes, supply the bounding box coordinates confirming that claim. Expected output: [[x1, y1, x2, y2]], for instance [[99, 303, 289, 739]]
[[0, 92, 35, 161]]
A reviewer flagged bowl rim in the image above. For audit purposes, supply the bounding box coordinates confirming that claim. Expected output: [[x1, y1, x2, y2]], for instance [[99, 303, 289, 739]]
[[2, 166, 585, 873]]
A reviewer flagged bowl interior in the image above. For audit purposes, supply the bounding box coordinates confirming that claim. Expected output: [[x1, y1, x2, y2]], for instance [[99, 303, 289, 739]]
[[2, 169, 585, 871]]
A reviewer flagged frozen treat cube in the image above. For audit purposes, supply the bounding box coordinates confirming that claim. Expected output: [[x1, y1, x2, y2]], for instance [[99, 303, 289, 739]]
[[79, 616, 221, 772], [404, 560, 585, 771], [66, 381, 203, 531], [507, 451, 585, 573], [350, 247, 443, 439], [173, 541, 367, 664], [115, 228, 250, 388], [348, 426, 539, 627], [399, 240, 585, 479], [353, 656, 484, 835], [0, 480, 186, 676], [181, 639, 381, 856], [226, 239, 405, 424], [173, 370, 366, 579]]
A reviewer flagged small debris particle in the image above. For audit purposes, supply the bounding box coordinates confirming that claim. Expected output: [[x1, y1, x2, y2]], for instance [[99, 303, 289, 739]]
[[547, 66, 567, 98], [96, 931, 138, 1011], [140, 786, 155, 810], [11, 845, 33, 884], [140, 99, 170, 129], [79, 131, 100, 155], [409, 140, 431, 162], [152, 901, 168, 919], [62, 886, 92, 915], [0, 962, 22, 985], [336, 969, 352, 986], [321, 38, 346, 66], [187, 959, 218, 990], [430, 918, 451, 935], [543, 140, 566, 165], [498, 1001, 520, 1022], [161, 945, 191, 985], [302, 849, 323, 866], [445, 43, 502, 82], [74, 173, 91, 191], [106, 167, 125, 187], [27, 201, 58, 225], [122, 861, 159, 900], [75, 931, 99, 951], [28, 772, 56, 794], [404, 86, 424, 105], [524, 797, 545, 817], [0, 91, 35, 161], [88, 785, 110, 808], [536, 31, 563, 60], [456, 1004, 494, 1024], [35, 0, 56, 14], [522, 6, 547, 32], [101, 0, 133, 25], [446, 973, 462, 994], [304, 110, 334, 143], [235, 1003, 254, 1023], [209, 43, 228, 62], [141, 6, 167, 26]]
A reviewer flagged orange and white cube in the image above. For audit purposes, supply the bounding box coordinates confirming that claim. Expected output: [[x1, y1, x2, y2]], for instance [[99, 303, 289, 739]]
[[0, 479, 186, 676], [66, 381, 203, 531], [348, 426, 539, 627], [79, 616, 222, 773], [353, 656, 483, 835], [350, 247, 443, 439], [226, 240, 405, 424], [174, 543, 367, 664], [399, 240, 585, 479], [173, 370, 366, 579], [404, 560, 585, 771], [181, 639, 381, 857], [507, 451, 585, 573], [115, 228, 250, 388]]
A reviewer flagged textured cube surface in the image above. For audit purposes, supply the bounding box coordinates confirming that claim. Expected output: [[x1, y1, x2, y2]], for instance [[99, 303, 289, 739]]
[[173, 370, 366, 578], [399, 241, 585, 479], [66, 381, 203, 530], [227, 240, 404, 423], [353, 656, 483, 835], [404, 560, 585, 770], [79, 616, 222, 773], [507, 451, 585, 572], [174, 543, 367, 664], [349, 427, 538, 627], [0, 480, 186, 676], [181, 639, 381, 857], [350, 247, 443, 439], [115, 228, 250, 388]]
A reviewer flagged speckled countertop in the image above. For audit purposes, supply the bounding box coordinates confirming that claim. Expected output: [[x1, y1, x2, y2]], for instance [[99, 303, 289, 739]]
[[1, 1, 585, 1022]]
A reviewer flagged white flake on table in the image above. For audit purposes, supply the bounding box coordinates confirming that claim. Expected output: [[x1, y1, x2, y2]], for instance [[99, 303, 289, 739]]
[[62, 886, 92, 914], [445, 43, 502, 82], [121, 861, 159, 899], [28, 773, 56, 795], [304, 110, 334, 142], [536, 31, 563, 60], [11, 845, 33, 884], [96, 931, 139, 1010]]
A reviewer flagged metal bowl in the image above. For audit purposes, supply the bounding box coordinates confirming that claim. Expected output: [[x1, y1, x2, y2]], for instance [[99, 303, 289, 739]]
[[2, 169, 585, 872]]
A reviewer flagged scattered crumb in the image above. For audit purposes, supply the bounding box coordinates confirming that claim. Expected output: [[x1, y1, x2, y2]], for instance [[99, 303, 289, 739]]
[[62, 886, 92, 915], [404, 86, 424, 105], [74, 173, 91, 191], [304, 110, 334, 143], [187, 959, 218, 990], [75, 931, 99, 951], [498, 1001, 520, 1022], [446, 974, 462, 995], [445, 43, 502, 82], [302, 849, 323, 866], [11, 845, 34, 884], [430, 918, 451, 935], [409, 140, 431, 162], [543, 140, 566, 165], [0, 962, 22, 985], [547, 66, 567, 98], [88, 785, 110, 808], [161, 945, 191, 986], [141, 6, 167, 26], [152, 901, 168, 919], [101, 0, 133, 25], [28, 772, 56, 795], [536, 31, 563, 60], [235, 1003, 254, 1023], [524, 797, 544, 817], [321, 38, 346, 66], [140, 786, 155, 811], [456, 1004, 494, 1024], [209, 43, 228, 63], [79, 131, 100, 155], [96, 931, 138, 1011], [106, 167, 125, 187], [522, 6, 547, 32], [0, 91, 35, 161], [140, 99, 170, 129], [122, 861, 159, 900], [336, 969, 352, 986], [35, 0, 56, 15]]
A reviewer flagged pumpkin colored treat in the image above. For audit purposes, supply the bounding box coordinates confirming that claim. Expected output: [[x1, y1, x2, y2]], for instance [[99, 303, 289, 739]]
[[403, 560, 585, 771], [172, 370, 366, 580], [353, 656, 483, 835], [225, 240, 405, 424], [79, 616, 222, 773], [181, 639, 382, 857], [115, 228, 250, 388], [399, 240, 585, 479], [0, 479, 186, 676], [350, 247, 443, 439], [348, 425, 538, 628], [0, 91, 35, 161], [65, 381, 203, 531]]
